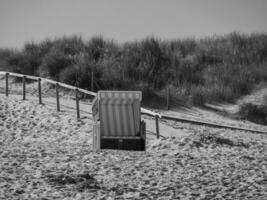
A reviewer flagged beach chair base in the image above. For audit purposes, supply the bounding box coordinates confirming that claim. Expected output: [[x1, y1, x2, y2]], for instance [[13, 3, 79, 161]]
[[93, 121, 146, 151], [101, 138, 145, 151]]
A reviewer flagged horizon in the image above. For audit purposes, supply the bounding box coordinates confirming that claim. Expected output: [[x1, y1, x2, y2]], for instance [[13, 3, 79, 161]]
[[0, 0, 267, 49], [1, 31, 267, 51]]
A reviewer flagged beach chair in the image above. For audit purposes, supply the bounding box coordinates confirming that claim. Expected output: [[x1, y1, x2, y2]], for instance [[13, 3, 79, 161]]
[[92, 91, 146, 151]]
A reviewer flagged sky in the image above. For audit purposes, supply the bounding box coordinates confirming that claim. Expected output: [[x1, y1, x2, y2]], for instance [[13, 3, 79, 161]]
[[0, 0, 267, 49]]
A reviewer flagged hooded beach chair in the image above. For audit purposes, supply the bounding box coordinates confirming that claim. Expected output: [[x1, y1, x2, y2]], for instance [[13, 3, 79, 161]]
[[92, 91, 146, 151]]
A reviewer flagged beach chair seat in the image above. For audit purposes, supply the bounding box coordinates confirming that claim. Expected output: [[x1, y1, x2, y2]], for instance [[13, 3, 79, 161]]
[[92, 90, 146, 151]]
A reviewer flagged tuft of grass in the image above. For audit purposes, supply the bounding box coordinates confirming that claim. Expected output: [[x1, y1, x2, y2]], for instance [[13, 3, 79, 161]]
[[239, 98, 267, 125]]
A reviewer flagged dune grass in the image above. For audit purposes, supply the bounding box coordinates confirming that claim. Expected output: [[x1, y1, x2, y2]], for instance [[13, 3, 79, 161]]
[[1, 33, 267, 106]]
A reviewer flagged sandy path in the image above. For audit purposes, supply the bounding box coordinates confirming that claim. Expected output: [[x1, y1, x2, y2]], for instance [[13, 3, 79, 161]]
[[0, 93, 187, 138]]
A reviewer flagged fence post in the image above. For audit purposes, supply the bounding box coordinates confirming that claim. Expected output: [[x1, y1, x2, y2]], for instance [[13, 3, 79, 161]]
[[91, 71, 94, 92], [38, 78, 42, 104], [75, 88, 80, 119], [5, 73, 9, 96], [23, 76, 26, 100], [166, 87, 170, 110], [155, 116, 160, 139], [56, 83, 60, 112]]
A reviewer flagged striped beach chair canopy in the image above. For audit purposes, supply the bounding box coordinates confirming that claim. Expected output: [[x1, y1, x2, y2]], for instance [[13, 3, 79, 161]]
[[97, 91, 142, 138]]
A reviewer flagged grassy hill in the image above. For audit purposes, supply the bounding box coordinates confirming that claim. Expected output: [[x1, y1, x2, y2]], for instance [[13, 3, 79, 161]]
[[1, 32, 267, 106]]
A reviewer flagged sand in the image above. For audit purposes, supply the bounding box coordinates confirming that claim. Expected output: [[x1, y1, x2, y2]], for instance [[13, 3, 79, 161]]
[[0, 95, 266, 199]]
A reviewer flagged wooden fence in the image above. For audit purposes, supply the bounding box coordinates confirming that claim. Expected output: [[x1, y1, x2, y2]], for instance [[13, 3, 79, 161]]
[[2, 71, 265, 135], [0, 71, 162, 138]]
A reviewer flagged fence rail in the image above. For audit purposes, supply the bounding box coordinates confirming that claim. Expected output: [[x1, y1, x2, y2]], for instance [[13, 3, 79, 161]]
[[161, 114, 267, 134]]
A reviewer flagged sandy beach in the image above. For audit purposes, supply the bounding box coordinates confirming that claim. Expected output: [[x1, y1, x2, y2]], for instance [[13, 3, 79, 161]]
[[0, 95, 266, 199]]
